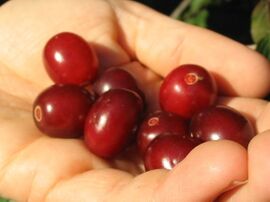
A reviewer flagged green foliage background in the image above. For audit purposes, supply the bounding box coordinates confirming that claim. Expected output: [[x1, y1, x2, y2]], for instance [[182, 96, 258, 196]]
[[0, 198, 14, 202]]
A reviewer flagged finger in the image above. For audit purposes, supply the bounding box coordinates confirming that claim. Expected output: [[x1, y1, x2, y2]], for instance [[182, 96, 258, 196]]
[[0, 0, 129, 90], [155, 141, 247, 202], [246, 130, 270, 200], [0, 137, 110, 202], [219, 130, 270, 201], [111, 0, 270, 97], [218, 97, 270, 133], [45, 141, 247, 202], [45, 169, 135, 202], [0, 108, 110, 201]]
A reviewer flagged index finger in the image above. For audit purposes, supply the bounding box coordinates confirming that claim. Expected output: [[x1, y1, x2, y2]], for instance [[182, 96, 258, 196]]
[[110, 0, 270, 97]]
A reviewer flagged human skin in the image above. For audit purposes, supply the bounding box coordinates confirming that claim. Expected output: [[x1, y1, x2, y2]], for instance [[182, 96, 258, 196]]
[[0, 0, 269, 201]]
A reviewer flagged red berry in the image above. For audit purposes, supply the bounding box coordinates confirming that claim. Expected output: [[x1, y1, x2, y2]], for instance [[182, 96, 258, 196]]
[[84, 89, 143, 158], [94, 68, 140, 95], [159, 64, 217, 119], [33, 84, 95, 138], [144, 134, 198, 171], [137, 110, 188, 155], [190, 105, 254, 147], [94, 68, 146, 108], [44, 32, 99, 85]]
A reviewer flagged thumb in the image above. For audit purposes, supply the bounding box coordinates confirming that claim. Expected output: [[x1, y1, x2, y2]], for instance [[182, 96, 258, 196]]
[[110, 0, 270, 97]]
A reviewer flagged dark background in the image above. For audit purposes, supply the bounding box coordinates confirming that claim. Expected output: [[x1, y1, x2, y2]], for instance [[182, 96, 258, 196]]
[[134, 0, 259, 44], [0, 0, 7, 6]]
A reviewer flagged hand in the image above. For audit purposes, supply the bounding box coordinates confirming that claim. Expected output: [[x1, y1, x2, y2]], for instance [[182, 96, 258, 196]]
[[0, 0, 269, 201]]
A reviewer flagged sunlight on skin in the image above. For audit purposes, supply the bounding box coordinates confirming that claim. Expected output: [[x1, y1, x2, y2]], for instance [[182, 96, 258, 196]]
[[219, 130, 270, 201], [0, 0, 269, 201]]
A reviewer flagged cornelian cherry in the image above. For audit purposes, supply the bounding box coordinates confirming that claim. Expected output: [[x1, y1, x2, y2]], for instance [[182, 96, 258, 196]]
[[44, 32, 99, 85], [94, 68, 146, 108], [94, 68, 140, 95], [137, 110, 188, 155], [190, 105, 254, 147], [84, 89, 143, 158], [33, 84, 95, 138], [160, 64, 217, 119], [144, 134, 198, 170]]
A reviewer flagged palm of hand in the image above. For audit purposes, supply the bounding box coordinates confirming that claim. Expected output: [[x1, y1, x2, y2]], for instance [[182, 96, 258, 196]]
[[0, 0, 270, 201]]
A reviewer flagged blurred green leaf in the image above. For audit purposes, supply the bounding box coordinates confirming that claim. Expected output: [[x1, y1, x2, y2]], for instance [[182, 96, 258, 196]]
[[182, 9, 209, 27], [0, 197, 10, 202], [174, 0, 224, 27], [189, 0, 222, 13], [251, 0, 270, 43], [256, 33, 270, 60]]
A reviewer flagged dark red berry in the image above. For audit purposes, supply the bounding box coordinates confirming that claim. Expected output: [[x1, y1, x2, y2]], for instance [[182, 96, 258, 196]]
[[44, 32, 99, 85], [144, 134, 198, 171], [84, 89, 143, 158], [137, 110, 188, 155], [94, 68, 145, 106], [94, 68, 138, 94], [159, 64, 217, 119], [33, 84, 95, 138], [190, 105, 254, 147]]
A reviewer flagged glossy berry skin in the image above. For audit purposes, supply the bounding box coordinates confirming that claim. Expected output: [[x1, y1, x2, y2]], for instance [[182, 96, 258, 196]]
[[44, 32, 99, 85], [33, 84, 95, 138], [160, 64, 217, 119], [94, 68, 139, 94], [190, 105, 254, 147], [84, 89, 143, 158], [94, 68, 145, 104], [137, 110, 188, 155], [144, 134, 198, 171]]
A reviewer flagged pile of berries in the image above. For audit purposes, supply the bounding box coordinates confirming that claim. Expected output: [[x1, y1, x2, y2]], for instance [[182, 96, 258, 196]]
[[33, 32, 254, 171]]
